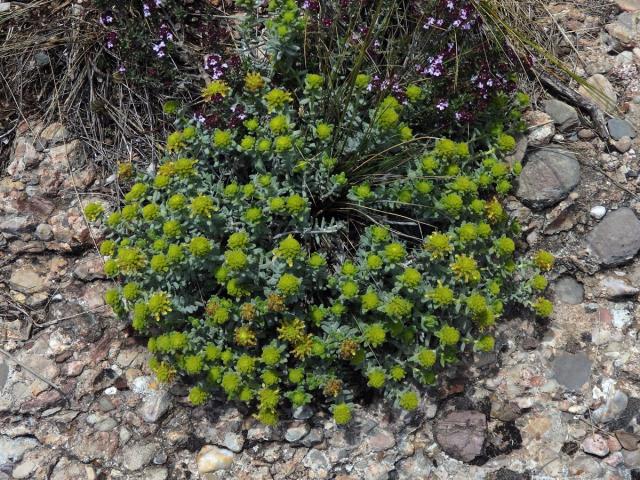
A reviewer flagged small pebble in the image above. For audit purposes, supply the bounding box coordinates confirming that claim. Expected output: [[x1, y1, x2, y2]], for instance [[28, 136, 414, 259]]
[[590, 206, 607, 220]]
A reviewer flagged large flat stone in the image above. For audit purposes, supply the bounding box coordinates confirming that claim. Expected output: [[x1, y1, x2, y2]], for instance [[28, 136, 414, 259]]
[[587, 208, 640, 266], [516, 147, 580, 210], [435, 410, 486, 462], [552, 352, 591, 391]]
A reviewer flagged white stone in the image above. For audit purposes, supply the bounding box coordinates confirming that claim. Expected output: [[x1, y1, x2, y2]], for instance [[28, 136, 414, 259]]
[[104, 386, 117, 395], [613, 308, 633, 328], [196, 445, 234, 473], [590, 206, 607, 220]]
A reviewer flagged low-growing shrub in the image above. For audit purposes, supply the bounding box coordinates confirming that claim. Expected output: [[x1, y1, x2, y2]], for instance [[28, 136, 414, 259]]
[[87, 0, 553, 425]]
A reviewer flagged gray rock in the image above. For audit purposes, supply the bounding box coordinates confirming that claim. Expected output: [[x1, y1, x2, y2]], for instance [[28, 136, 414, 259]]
[[139, 390, 171, 423], [516, 148, 580, 210], [123, 441, 158, 471], [608, 117, 637, 140], [0, 216, 36, 235], [34, 223, 53, 241], [221, 432, 244, 453], [9, 266, 45, 294], [34, 52, 49, 67], [601, 277, 639, 298], [142, 467, 169, 480], [285, 423, 310, 443], [95, 417, 118, 432], [301, 428, 323, 447], [0, 435, 39, 464], [606, 12, 640, 48], [0, 360, 8, 392], [293, 405, 313, 420], [303, 448, 330, 472], [553, 277, 584, 305], [622, 449, 640, 468], [587, 208, 640, 266], [434, 410, 487, 462], [592, 390, 628, 423], [544, 99, 580, 131], [50, 457, 95, 480], [552, 352, 591, 391], [11, 458, 37, 479]]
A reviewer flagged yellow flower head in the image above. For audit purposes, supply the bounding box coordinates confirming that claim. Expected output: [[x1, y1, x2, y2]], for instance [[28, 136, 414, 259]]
[[244, 72, 265, 92], [202, 80, 230, 101]]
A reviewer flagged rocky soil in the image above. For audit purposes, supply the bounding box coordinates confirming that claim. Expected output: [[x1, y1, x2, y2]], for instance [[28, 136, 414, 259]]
[[2, 1, 640, 479]]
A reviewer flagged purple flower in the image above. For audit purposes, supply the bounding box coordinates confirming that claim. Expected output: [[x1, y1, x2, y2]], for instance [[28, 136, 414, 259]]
[[435, 99, 449, 111], [152, 41, 166, 58], [100, 11, 114, 26], [204, 54, 229, 79], [302, 0, 320, 12], [143, 3, 151, 17], [105, 31, 117, 49], [159, 23, 173, 41]]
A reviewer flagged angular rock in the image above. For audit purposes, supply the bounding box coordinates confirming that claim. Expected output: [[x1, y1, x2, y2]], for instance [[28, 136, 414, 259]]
[[543, 99, 580, 132], [582, 434, 609, 457], [578, 74, 618, 111], [302, 448, 330, 472], [139, 390, 172, 423], [606, 12, 640, 48], [0, 435, 39, 464], [123, 441, 158, 471], [8, 137, 39, 176], [196, 445, 234, 473], [50, 457, 95, 480], [220, 432, 244, 453], [435, 410, 487, 462], [616, 0, 640, 12], [600, 277, 639, 298], [516, 147, 580, 210], [552, 352, 591, 391], [623, 449, 640, 467], [73, 254, 106, 281], [608, 118, 637, 140], [9, 266, 45, 294], [616, 430, 639, 450], [586, 208, 640, 266], [525, 111, 556, 146], [592, 390, 628, 423], [0, 216, 36, 235], [39, 123, 68, 145], [285, 423, 310, 443], [366, 427, 396, 452]]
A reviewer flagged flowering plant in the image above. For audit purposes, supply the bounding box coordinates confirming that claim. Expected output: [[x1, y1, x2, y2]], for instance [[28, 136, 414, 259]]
[[87, 0, 552, 425]]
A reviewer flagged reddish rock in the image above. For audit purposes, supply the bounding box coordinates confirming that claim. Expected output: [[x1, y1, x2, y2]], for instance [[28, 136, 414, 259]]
[[435, 410, 487, 462]]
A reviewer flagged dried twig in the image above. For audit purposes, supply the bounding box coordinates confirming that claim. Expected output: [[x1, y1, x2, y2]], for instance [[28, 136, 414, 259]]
[[0, 346, 67, 398], [535, 69, 609, 139]]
